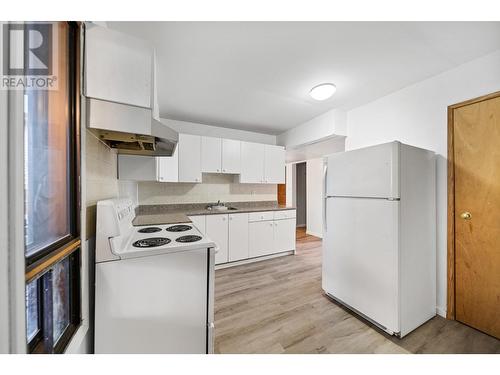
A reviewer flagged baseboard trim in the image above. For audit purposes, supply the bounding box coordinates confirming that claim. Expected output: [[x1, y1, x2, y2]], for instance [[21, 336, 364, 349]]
[[296, 224, 306, 228], [306, 230, 323, 239], [436, 306, 446, 318], [215, 250, 295, 270]]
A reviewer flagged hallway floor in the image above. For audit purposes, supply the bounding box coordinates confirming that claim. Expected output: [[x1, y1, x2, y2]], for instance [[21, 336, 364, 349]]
[[214, 230, 500, 353]]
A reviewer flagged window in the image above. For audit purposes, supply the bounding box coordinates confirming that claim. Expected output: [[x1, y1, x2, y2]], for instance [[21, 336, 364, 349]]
[[24, 22, 81, 354], [25, 252, 80, 353]]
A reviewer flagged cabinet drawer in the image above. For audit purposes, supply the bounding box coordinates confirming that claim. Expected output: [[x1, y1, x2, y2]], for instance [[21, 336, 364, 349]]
[[248, 211, 274, 222], [273, 210, 296, 220]]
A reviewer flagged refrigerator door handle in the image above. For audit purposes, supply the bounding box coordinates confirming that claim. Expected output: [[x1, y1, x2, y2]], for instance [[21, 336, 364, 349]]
[[323, 163, 328, 232]]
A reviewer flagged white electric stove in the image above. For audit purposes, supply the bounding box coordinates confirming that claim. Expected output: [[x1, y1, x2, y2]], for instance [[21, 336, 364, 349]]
[[94, 198, 215, 354]]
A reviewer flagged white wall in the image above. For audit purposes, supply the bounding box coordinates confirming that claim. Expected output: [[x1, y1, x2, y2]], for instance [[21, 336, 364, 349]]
[[285, 163, 296, 207], [162, 118, 276, 145], [306, 158, 324, 238], [277, 108, 347, 148], [346, 49, 500, 317]]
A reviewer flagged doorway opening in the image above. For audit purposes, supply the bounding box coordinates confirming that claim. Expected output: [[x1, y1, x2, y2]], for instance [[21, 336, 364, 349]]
[[295, 162, 307, 230]]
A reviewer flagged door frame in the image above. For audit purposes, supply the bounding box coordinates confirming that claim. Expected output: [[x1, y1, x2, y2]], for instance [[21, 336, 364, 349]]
[[446, 90, 500, 320]]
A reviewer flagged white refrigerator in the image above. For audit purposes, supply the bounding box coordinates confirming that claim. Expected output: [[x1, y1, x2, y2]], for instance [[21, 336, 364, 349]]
[[322, 141, 436, 337]]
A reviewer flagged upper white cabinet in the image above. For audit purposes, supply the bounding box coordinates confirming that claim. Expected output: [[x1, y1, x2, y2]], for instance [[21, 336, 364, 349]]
[[221, 139, 241, 174], [201, 136, 241, 174], [201, 137, 222, 173], [240, 142, 265, 183], [118, 134, 283, 184], [178, 134, 202, 183], [206, 215, 229, 265], [84, 23, 153, 109], [157, 147, 179, 183], [118, 155, 157, 181], [240, 142, 285, 184], [118, 148, 178, 182], [264, 145, 285, 184]]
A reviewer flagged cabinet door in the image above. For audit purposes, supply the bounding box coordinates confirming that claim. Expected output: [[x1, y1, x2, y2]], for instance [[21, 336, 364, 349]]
[[249, 221, 274, 258], [189, 215, 206, 234], [222, 139, 241, 174], [264, 145, 285, 184], [84, 23, 153, 108], [274, 218, 296, 253], [118, 155, 156, 181], [240, 142, 265, 183], [228, 213, 249, 262], [201, 136, 222, 173], [178, 134, 202, 183], [156, 147, 179, 182], [206, 215, 229, 265]]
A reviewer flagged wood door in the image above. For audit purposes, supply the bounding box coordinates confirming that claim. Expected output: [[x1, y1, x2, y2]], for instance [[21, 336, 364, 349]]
[[453, 94, 500, 338]]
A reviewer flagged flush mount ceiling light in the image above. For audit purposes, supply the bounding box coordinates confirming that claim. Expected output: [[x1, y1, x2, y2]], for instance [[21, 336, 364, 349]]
[[309, 83, 337, 101]]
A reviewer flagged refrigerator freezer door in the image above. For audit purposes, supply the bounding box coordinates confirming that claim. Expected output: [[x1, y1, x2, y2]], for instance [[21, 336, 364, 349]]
[[326, 142, 399, 199], [322, 197, 399, 333]]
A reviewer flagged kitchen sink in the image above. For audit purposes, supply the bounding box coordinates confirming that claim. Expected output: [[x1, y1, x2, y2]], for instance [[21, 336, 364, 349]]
[[206, 205, 238, 212]]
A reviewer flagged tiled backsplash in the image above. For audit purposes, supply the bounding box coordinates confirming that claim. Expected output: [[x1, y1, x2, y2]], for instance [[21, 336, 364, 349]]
[[85, 130, 137, 238], [138, 174, 277, 205]]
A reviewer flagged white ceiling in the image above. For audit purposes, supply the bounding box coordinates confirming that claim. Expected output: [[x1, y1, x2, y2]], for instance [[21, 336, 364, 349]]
[[109, 22, 500, 135]]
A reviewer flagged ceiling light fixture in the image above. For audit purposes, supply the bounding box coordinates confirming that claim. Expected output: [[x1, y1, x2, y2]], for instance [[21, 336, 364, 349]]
[[309, 83, 336, 101]]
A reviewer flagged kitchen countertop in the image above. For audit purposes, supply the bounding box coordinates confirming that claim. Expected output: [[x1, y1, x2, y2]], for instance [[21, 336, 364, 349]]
[[132, 201, 295, 226]]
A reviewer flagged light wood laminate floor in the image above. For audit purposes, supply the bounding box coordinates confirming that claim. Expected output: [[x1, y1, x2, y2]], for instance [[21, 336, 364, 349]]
[[214, 231, 500, 354]]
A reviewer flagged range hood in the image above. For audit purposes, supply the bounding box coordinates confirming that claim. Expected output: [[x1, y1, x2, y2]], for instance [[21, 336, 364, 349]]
[[86, 98, 178, 157]]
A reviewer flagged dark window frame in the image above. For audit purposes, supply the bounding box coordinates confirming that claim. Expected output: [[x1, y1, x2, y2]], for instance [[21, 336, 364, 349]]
[[24, 21, 81, 268], [24, 21, 82, 354]]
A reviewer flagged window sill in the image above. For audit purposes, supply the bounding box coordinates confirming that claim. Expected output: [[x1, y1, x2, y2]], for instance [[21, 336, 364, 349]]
[[63, 320, 90, 354]]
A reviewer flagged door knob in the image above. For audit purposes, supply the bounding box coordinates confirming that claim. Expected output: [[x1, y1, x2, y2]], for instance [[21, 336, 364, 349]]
[[460, 212, 471, 220]]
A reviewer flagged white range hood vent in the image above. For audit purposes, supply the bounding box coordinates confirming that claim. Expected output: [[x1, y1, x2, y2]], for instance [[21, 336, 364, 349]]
[[86, 98, 178, 157]]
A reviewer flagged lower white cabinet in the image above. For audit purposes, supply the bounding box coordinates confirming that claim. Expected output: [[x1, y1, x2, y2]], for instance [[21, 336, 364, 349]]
[[228, 213, 249, 262], [206, 214, 229, 265], [188, 215, 206, 234], [274, 218, 296, 253], [249, 220, 275, 258], [189, 209, 295, 266]]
